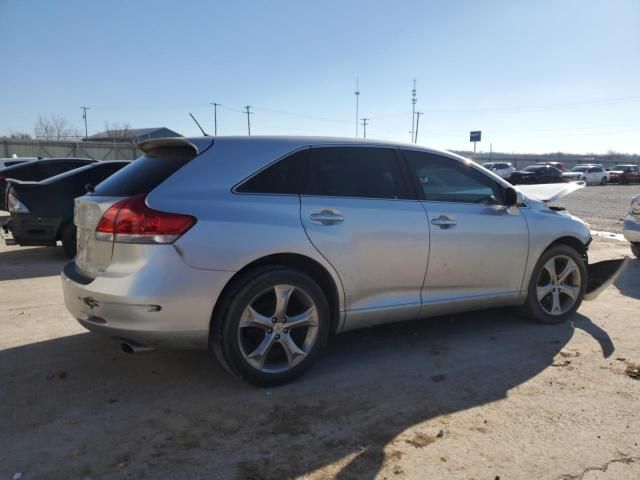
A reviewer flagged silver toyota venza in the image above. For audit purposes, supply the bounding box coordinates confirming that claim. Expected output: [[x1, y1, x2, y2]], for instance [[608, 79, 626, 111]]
[[62, 136, 622, 385]]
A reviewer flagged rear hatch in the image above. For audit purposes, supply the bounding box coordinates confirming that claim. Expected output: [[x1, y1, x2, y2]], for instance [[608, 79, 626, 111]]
[[73, 138, 212, 279]]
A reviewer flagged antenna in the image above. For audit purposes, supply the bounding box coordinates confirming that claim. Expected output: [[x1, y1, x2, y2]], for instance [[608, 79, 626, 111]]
[[189, 112, 209, 136]]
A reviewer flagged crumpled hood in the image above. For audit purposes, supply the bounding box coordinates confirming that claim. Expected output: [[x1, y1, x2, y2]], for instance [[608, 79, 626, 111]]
[[517, 181, 585, 203]]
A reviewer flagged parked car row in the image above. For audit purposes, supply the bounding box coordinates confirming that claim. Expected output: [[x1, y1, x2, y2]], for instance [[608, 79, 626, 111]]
[[481, 161, 639, 186], [1, 157, 129, 256]]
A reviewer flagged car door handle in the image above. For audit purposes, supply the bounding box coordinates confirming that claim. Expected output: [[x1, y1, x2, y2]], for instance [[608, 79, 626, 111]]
[[431, 215, 456, 228], [310, 210, 344, 225]]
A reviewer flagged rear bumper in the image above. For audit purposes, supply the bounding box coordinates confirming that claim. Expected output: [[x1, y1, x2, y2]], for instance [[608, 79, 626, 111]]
[[623, 215, 640, 243], [61, 246, 235, 349], [3, 213, 61, 246]]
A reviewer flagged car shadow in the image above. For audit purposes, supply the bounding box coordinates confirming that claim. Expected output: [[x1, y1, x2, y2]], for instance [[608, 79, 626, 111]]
[[613, 256, 640, 300], [0, 311, 612, 479], [0, 246, 66, 281]]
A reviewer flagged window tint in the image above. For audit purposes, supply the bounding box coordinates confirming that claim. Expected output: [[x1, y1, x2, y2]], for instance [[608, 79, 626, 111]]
[[402, 150, 502, 204], [236, 148, 309, 194], [306, 147, 409, 199]]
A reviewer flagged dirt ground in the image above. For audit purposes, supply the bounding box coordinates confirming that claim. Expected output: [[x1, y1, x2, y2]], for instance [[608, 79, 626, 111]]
[[1, 237, 639, 480]]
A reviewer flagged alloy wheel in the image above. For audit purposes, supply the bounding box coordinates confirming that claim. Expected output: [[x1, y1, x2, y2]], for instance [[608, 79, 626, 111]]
[[238, 284, 319, 373], [536, 255, 582, 316]]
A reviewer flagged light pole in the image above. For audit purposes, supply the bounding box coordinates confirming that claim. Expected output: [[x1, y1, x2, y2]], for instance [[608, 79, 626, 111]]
[[354, 77, 360, 138], [80, 106, 90, 139], [361, 118, 369, 138], [244, 105, 253, 136]]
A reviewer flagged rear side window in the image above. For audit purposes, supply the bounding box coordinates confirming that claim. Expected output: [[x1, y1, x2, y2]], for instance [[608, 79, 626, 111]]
[[305, 147, 409, 199], [402, 150, 502, 204], [92, 148, 195, 196], [236, 148, 309, 194]]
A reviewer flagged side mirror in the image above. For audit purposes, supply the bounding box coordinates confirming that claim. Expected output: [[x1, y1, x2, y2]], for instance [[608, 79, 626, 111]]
[[504, 187, 520, 207]]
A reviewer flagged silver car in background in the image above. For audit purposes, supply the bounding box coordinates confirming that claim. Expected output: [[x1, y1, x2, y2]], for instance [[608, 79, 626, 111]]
[[623, 193, 640, 258], [62, 137, 625, 385]]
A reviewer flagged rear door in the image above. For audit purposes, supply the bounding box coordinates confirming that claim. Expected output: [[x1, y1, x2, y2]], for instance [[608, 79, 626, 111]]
[[401, 149, 529, 304], [300, 146, 429, 327]]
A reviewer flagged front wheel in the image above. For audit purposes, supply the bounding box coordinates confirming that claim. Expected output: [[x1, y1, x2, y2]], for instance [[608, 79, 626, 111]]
[[522, 245, 587, 324], [600, 176, 608, 185], [211, 266, 330, 386]]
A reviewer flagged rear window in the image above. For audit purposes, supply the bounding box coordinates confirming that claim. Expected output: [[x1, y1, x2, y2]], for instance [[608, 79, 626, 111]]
[[92, 148, 195, 196]]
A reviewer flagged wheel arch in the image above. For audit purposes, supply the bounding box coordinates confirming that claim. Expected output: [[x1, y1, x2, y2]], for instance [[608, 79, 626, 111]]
[[210, 253, 343, 336], [545, 235, 589, 259]]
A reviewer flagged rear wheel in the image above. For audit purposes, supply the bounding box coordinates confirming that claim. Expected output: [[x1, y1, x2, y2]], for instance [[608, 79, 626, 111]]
[[600, 176, 607, 185], [212, 266, 330, 386], [631, 243, 640, 259], [60, 223, 77, 258], [522, 245, 587, 324]]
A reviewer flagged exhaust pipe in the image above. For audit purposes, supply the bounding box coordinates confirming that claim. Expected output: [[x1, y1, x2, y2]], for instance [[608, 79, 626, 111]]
[[121, 341, 154, 354]]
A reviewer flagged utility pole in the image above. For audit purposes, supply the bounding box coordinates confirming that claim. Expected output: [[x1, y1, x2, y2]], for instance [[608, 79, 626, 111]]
[[410, 79, 417, 143], [210, 102, 221, 136], [361, 118, 369, 138], [354, 77, 360, 138], [80, 106, 90, 139], [244, 105, 253, 136], [414, 111, 423, 144]]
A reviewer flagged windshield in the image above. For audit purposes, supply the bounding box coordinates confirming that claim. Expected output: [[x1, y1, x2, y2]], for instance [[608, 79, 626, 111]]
[[571, 167, 588, 172], [523, 166, 544, 172]]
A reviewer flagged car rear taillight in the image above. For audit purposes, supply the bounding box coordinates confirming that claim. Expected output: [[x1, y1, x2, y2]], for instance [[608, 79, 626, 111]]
[[7, 191, 30, 214], [95, 195, 196, 244], [0, 175, 6, 181]]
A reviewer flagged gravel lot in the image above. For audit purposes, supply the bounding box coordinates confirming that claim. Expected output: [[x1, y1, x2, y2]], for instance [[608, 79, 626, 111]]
[[1, 232, 639, 479], [554, 184, 639, 233]]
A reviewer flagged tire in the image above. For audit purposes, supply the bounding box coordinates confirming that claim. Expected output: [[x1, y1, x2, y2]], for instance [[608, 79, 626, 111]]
[[211, 266, 330, 386], [522, 244, 587, 324], [60, 223, 77, 258], [600, 176, 607, 185], [631, 243, 640, 259], [621, 176, 628, 185]]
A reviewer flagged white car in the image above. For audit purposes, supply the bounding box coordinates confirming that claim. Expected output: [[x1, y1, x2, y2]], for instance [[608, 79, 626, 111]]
[[562, 165, 608, 185], [482, 161, 514, 179], [623, 193, 640, 258]]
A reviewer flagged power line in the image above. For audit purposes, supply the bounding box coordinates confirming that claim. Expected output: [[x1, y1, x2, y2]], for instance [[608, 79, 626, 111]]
[[361, 118, 369, 138], [209, 102, 221, 136], [80, 106, 90, 139], [244, 105, 253, 136]]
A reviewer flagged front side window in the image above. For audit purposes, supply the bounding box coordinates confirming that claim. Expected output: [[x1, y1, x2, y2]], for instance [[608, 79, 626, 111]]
[[305, 147, 409, 199], [236, 148, 309, 194], [402, 150, 502, 204]]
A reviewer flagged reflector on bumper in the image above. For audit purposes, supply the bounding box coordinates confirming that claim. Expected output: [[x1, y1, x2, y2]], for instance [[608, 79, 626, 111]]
[[584, 257, 630, 301]]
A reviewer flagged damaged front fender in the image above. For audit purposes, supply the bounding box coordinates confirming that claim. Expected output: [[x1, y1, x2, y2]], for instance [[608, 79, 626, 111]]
[[584, 257, 630, 301]]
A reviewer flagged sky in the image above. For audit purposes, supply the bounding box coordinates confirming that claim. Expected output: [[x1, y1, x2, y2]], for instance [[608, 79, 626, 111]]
[[1, 0, 639, 154]]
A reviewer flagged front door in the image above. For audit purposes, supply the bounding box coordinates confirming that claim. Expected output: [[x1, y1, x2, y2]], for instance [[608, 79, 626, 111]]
[[401, 149, 529, 305], [299, 146, 429, 329]]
